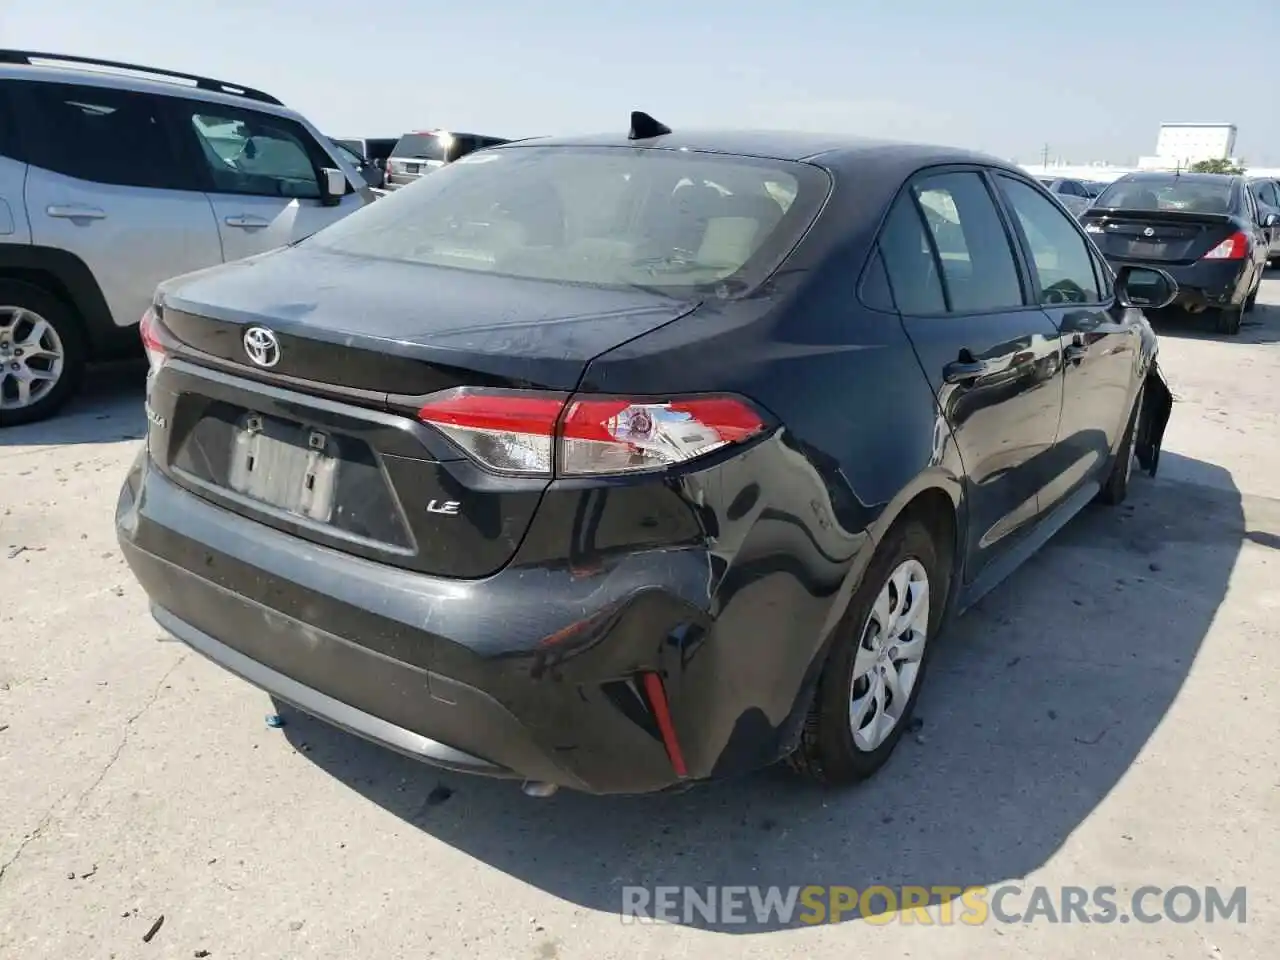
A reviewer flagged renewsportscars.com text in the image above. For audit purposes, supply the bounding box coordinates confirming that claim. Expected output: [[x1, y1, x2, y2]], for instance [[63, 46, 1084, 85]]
[[621, 884, 1247, 926]]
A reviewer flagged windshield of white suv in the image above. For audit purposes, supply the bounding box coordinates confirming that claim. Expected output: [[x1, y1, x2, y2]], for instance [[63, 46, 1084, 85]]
[[306, 145, 831, 295]]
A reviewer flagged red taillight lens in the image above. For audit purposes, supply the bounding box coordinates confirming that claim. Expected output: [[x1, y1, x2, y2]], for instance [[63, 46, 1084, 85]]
[[560, 396, 765, 475], [415, 389, 566, 475], [139, 306, 167, 372], [1201, 231, 1248, 260], [416, 388, 767, 478]]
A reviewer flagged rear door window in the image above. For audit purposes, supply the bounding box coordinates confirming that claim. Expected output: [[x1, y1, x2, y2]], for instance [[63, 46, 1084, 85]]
[[0, 81, 16, 160], [913, 171, 1025, 313], [7, 80, 196, 190], [876, 193, 946, 315]]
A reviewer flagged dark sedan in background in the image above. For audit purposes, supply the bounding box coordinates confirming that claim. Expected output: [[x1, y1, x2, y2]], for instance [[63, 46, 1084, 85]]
[[1081, 172, 1271, 335], [118, 117, 1175, 797]]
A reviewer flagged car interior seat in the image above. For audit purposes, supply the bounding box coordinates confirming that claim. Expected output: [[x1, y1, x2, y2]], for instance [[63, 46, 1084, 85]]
[[1108, 187, 1159, 210]]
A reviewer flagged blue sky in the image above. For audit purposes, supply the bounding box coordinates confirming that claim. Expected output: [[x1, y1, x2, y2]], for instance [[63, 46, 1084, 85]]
[[4, 0, 1278, 164]]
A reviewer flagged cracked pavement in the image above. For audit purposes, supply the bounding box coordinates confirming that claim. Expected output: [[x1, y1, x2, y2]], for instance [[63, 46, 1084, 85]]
[[2, 284, 1279, 959]]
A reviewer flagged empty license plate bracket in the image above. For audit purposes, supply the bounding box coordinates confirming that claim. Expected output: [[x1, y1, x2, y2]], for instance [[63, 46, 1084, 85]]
[[227, 413, 341, 522]]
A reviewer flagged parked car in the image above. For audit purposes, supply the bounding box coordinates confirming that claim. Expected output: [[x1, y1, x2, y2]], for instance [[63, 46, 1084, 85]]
[[331, 136, 397, 190], [1082, 172, 1270, 334], [118, 114, 1175, 797], [1037, 177, 1093, 216], [330, 138, 384, 189], [0, 49, 373, 426], [1246, 176, 1280, 266], [383, 129, 510, 190]]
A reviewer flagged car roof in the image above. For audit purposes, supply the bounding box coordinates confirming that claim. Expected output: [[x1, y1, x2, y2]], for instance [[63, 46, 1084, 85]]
[[494, 128, 1017, 172], [0, 61, 305, 123]]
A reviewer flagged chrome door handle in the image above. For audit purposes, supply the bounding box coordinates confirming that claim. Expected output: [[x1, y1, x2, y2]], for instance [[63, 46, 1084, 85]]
[[224, 215, 270, 229], [46, 204, 106, 220]]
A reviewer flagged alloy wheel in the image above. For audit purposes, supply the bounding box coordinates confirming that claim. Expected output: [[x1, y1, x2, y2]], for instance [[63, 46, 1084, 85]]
[[849, 558, 930, 752], [0, 306, 65, 411]]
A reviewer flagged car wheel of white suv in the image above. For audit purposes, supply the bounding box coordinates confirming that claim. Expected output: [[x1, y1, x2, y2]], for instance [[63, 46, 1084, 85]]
[[0, 280, 87, 428]]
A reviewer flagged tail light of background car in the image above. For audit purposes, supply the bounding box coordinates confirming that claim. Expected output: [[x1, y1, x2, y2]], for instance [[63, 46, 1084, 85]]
[[416, 387, 767, 478], [1201, 232, 1248, 261]]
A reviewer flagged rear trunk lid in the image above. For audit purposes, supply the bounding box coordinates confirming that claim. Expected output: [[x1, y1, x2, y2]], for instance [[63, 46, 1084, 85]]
[[1081, 208, 1239, 264], [147, 244, 698, 579]]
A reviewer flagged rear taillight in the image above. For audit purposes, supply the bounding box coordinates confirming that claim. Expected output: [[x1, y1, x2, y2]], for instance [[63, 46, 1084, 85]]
[[139, 306, 168, 372], [1201, 231, 1248, 261], [416, 387, 767, 478]]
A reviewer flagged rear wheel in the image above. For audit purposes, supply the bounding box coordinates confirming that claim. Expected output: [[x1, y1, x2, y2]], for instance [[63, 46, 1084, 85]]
[[790, 519, 942, 785], [1244, 275, 1261, 313], [1211, 305, 1243, 336], [0, 281, 87, 427]]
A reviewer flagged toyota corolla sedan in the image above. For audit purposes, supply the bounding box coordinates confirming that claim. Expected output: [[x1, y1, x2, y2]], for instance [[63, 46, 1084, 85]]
[[117, 113, 1175, 797]]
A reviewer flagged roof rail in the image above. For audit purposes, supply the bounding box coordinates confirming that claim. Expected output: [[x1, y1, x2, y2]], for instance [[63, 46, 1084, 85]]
[[0, 50, 283, 106]]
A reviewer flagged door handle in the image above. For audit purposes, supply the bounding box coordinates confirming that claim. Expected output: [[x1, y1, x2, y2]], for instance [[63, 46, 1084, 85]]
[[942, 358, 985, 384], [224, 215, 270, 229], [46, 204, 106, 220]]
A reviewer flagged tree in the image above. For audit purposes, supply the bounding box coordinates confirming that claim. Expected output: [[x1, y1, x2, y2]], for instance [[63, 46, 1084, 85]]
[[1189, 158, 1245, 175]]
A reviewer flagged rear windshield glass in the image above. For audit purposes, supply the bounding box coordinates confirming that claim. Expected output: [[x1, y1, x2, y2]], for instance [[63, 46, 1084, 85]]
[[391, 133, 448, 160], [1095, 177, 1233, 213], [306, 145, 830, 296]]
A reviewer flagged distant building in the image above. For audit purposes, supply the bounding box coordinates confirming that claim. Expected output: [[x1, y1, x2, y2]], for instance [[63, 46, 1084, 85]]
[[1138, 122, 1238, 171]]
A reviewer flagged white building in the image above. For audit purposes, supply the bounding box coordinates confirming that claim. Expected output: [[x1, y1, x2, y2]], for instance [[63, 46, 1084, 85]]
[[1138, 122, 1237, 171]]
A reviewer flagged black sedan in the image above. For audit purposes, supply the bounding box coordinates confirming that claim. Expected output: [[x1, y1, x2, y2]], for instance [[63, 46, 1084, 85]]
[[118, 114, 1175, 796], [1081, 172, 1271, 335]]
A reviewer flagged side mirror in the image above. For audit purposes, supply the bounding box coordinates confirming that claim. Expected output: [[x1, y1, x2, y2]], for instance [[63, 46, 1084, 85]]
[[1115, 265, 1177, 310], [320, 168, 347, 206]]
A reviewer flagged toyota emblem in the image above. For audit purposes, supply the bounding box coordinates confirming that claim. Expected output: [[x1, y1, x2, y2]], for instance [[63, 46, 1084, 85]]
[[243, 326, 281, 368], [1142, 227, 1155, 237]]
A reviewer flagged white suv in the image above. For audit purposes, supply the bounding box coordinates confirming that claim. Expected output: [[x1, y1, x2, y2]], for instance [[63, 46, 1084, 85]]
[[0, 50, 374, 426]]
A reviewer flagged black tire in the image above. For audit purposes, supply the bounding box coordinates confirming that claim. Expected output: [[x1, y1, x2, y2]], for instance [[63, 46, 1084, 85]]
[[1212, 305, 1243, 335], [0, 280, 87, 428], [1097, 385, 1142, 507], [1244, 277, 1260, 313], [789, 518, 944, 785]]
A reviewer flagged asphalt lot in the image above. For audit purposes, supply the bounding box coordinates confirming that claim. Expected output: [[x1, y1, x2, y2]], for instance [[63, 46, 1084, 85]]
[[2, 284, 1278, 959]]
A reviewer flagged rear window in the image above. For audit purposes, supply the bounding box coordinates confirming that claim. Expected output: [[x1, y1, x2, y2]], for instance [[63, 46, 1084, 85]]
[[306, 145, 830, 296], [391, 133, 448, 161], [1095, 177, 1234, 214]]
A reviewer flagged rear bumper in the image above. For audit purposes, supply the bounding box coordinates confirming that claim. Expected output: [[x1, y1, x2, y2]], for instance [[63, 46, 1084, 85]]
[[117, 447, 859, 794], [1108, 256, 1250, 309], [383, 173, 421, 189]]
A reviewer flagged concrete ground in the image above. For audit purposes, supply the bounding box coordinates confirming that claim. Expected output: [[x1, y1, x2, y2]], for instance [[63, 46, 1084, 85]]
[[2, 281, 1278, 960]]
